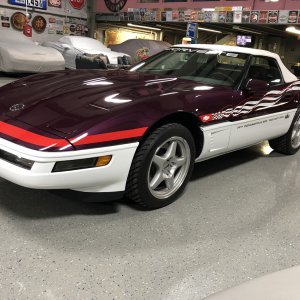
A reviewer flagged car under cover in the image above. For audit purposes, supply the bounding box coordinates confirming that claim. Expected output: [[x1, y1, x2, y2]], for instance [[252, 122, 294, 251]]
[[0, 29, 65, 73]]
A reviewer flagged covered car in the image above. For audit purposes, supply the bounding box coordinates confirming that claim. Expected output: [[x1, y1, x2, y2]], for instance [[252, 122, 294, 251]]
[[109, 39, 171, 63], [43, 36, 131, 69], [0, 45, 299, 210], [0, 29, 65, 73]]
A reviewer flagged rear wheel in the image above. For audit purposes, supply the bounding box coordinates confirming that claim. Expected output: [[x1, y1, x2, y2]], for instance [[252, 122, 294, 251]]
[[126, 123, 195, 209], [269, 109, 300, 155]]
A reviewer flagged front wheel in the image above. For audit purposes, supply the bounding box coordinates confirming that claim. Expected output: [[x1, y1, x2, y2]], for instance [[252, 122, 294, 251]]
[[269, 109, 300, 155], [125, 123, 195, 209]]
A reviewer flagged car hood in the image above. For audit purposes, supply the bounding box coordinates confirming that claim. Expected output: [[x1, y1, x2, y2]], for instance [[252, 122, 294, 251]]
[[0, 69, 225, 138]]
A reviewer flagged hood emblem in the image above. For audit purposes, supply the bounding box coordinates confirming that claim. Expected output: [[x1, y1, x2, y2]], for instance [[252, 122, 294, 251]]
[[9, 104, 26, 112]]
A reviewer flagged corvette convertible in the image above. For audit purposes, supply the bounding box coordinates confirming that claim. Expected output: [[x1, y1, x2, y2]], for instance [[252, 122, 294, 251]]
[[0, 44, 299, 209], [0, 29, 65, 73]]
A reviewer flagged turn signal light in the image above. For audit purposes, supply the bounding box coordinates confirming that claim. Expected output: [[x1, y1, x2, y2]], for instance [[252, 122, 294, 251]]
[[52, 155, 112, 172], [96, 155, 112, 167]]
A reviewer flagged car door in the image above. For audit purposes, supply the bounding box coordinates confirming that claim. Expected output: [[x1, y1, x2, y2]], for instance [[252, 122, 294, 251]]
[[227, 55, 298, 151]]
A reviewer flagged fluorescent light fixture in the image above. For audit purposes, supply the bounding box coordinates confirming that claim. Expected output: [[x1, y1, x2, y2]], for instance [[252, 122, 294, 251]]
[[127, 23, 161, 31], [198, 27, 222, 34], [286, 26, 300, 35], [156, 24, 186, 32], [233, 25, 262, 35]]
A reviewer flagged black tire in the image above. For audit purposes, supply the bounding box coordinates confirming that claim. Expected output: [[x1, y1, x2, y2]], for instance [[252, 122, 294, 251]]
[[269, 108, 300, 155], [125, 123, 196, 209]]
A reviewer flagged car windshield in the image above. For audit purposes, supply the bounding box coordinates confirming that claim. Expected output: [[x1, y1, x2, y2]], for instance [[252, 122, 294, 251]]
[[69, 37, 109, 52], [130, 48, 249, 87]]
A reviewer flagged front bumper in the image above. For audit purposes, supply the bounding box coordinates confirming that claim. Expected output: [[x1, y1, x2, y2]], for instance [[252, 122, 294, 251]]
[[0, 137, 138, 193]]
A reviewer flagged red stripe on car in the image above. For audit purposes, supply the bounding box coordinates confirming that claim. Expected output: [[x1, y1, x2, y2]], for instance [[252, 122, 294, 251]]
[[0, 121, 69, 148], [0, 121, 148, 148], [71, 127, 148, 146]]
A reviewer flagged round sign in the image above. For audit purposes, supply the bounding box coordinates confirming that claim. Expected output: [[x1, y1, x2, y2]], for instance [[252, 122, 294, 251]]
[[11, 12, 26, 31], [32, 15, 47, 33], [69, 0, 85, 10]]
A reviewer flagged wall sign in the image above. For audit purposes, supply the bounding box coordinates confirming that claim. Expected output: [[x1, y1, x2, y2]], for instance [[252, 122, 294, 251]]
[[11, 12, 26, 31], [69, 0, 85, 10], [2, 22, 10, 28], [9, 0, 47, 10], [48, 0, 61, 8], [186, 22, 198, 44], [104, 0, 127, 13], [32, 15, 47, 33]]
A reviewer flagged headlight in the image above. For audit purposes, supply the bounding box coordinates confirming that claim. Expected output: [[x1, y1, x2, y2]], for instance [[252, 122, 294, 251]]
[[52, 155, 112, 173]]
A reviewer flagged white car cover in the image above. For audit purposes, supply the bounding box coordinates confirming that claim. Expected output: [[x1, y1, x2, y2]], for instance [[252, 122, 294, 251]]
[[0, 29, 65, 73], [43, 36, 130, 69]]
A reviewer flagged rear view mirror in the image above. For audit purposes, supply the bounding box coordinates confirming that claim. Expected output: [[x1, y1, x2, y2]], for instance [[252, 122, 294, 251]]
[[244, 78, 269, 93]]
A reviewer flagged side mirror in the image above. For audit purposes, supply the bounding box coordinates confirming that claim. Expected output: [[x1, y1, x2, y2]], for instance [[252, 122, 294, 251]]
[[243, 79, 269, 93]]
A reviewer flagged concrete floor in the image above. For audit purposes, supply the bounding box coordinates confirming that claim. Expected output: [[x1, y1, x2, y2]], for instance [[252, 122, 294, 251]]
[[1, 76, 300, 299]]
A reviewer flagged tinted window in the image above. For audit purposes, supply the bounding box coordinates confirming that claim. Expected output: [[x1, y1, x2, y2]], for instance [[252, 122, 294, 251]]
[[246, 56, 283, 85]]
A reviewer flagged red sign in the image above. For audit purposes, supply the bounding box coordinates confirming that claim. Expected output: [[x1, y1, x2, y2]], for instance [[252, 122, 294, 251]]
[[69, 0, 85, 10], [23, 24, 32, 37]]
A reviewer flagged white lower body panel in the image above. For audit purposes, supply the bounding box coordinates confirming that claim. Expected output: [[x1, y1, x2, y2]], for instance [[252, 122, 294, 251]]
[[0, 138, 138, 193], [196, 109, 297, 162]]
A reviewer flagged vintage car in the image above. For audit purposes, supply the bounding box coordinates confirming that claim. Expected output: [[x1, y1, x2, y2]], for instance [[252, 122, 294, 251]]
[[0, 29, 65, 73], [43, 36, 131, 69], [0, 44, 299, 209]]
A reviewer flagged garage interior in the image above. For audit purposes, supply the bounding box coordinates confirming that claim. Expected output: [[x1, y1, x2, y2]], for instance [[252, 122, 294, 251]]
[[1, 1, 300, 299]]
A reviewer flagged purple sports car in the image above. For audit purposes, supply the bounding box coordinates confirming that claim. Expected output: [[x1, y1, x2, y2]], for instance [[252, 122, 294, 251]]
[[0, 44, 299, 209]]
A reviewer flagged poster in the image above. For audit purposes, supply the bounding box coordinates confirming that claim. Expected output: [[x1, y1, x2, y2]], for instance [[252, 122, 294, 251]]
[[250, 11, 259, 23], [259, 11, 268, 23], [226, 11, 234, 23], [218, 11, 226, 23], [268, 10, 278, 24], [242, 11, 250, 23], [278, 10, 289, 23], [288, 11, 298, 23], [233, 11, 242, 23]]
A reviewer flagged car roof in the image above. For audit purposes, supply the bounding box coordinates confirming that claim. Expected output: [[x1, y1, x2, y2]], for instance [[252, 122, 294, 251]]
[[172, 44, 278, 59]]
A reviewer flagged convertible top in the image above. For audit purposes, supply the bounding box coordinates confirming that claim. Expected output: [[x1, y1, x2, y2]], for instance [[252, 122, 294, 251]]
[[173, 44, 297, 83]]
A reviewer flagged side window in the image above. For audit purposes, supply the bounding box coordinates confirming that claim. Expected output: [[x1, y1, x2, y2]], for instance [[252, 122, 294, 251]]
[[246, 56, 283, 85]]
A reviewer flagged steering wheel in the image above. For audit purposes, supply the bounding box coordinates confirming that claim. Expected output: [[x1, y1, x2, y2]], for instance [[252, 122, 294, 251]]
[[210, 72, 235, 84]]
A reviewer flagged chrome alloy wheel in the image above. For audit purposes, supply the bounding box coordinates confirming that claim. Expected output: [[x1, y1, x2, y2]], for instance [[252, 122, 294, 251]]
[[147, 137, 191, 199], [291, 114, 300, 149]]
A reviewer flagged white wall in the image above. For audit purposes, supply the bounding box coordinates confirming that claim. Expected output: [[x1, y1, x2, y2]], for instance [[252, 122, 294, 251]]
[[0, 0, 88, 43]]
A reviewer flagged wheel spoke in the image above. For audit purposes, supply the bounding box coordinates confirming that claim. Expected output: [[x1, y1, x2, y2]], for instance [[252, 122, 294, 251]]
[[150, 171, 164, 190], [153, 154, 165, 169], [165, 141, 177, 160], [165, 176, 175, 190], [292, 129, 297, 139], [175, 156, 186, 168], [294, 136, 300, 147]]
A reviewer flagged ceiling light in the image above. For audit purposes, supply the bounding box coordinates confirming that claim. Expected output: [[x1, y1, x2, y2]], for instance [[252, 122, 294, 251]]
[[156, 24, 186, 32], [198, 27, 222, 34], [127, 23, 161, 31], [286, 26, 300, 35], [232, 25, 262, 35]]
